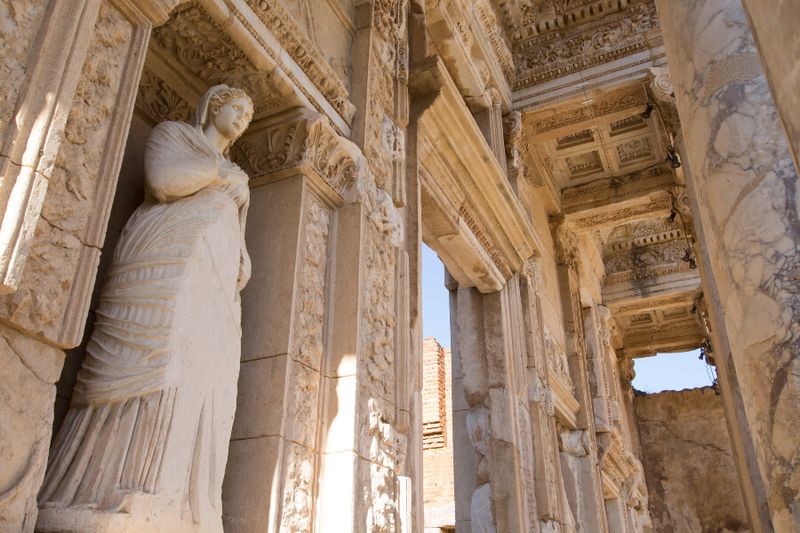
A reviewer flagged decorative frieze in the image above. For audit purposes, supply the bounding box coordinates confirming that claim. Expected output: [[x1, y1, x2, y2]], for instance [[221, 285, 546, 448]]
[[512, 0, 660, 89], [561, 163, 674, 214], [135, 67, 192, 124], [524, 83, 648, 135]]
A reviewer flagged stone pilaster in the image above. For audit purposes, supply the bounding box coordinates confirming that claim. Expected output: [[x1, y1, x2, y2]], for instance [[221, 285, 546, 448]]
[[656, 0, 800, 529], [553, 223, 610, 533]]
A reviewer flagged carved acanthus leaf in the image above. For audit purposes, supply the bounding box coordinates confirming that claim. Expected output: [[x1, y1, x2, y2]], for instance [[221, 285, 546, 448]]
[[135, 67, 193, 125], [231, 110, 366, 200]]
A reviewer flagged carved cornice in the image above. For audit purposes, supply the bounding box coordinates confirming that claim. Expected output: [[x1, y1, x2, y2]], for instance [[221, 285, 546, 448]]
[[232, 107, 366, 203], [244, 0, 355, 123], [568, 194, 671, 231], [611, 292, 695, 314], [150, 3, 285, 116], [474, 0, 515, 85], [561, 163, 675, 214], [599, 428, 644, 499], [549, 368, 580, 430], [523, 83, 648, 136]]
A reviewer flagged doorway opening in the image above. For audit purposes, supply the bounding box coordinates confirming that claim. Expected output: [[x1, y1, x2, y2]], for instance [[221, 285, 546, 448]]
[[632, 348, 717, 393], [420, 242, 456, 532]]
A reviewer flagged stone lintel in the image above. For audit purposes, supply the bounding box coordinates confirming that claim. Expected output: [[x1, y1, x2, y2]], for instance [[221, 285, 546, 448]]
[[412, 56, 539, 292]]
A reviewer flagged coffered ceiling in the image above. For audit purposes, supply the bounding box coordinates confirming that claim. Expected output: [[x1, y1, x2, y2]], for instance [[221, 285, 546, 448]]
[[522, 80, 668, 191]]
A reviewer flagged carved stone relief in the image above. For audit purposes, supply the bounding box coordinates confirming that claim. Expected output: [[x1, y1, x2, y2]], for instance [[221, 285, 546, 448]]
[[231, 109, 365, 202], [511, 0, 659, 89], [150, 3, 284, 118]]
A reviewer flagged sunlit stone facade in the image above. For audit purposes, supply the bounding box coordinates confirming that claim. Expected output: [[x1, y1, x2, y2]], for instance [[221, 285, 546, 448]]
[[0, 0, 796, 531]]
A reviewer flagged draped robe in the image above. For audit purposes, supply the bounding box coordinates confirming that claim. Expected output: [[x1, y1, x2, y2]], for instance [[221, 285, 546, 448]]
[[38, 121, 250, 533]]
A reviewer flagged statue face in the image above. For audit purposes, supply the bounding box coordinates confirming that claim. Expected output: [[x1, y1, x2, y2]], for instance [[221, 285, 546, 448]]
[[212, 96, 254, 140]]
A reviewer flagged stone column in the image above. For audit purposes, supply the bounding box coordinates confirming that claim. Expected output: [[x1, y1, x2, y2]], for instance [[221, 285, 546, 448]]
[[449, 279, 538, 533], [656, 0, 800, 529]]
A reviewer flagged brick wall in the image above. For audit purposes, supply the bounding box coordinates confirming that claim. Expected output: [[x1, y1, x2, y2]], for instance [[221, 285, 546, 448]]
[[422, 337, 455, 529]]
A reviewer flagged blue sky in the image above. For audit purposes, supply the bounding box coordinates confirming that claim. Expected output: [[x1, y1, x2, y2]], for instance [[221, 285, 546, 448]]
[[421, 243, 714, 393]]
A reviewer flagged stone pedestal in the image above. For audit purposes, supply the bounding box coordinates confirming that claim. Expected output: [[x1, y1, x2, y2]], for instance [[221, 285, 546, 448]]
[[656, 0, 800, 529]]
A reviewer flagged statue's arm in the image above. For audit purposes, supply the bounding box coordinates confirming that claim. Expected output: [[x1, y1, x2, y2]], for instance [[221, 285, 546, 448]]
[[145, 157, 219, 203], [144, 123, 220, 203]]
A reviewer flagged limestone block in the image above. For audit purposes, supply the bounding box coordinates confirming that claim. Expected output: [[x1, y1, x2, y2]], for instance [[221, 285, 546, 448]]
[[635, 388, 749, 532], [0, 0, 47, 142], [222, 436, 282, 532], [231, 355, 288, 440], [0, 325, 63, 533]]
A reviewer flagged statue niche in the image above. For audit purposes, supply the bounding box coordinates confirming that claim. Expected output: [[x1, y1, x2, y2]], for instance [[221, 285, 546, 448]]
[[37, 85, 254, 533]]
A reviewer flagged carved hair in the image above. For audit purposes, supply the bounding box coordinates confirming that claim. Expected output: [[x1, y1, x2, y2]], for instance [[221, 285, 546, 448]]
[[194, 84, 253, 130], [207, 86, 252, 118]]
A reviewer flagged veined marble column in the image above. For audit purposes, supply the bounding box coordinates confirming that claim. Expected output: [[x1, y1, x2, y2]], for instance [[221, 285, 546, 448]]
[[740, 0, 800, 168], [656, 0, 800, 530]]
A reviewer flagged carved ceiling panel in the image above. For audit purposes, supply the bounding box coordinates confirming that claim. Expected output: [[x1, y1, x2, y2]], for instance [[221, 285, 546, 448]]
[[523, 82, 667, 190]]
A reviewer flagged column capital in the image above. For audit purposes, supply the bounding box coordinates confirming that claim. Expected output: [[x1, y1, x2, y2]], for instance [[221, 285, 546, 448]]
[[233, 108, 370, 205]]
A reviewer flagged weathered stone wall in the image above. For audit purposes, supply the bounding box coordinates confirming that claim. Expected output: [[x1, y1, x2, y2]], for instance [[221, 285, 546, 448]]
[[634, 387, 750, 532]]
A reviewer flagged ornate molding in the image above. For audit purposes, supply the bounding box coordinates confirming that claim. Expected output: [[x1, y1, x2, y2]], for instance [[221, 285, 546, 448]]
[[134, 67, 193, 124], [569, 195, 671, 230], [648, 66, 680, 137], [561, 163, 675, 214], [512, 0, 659, 89], [150, 3, 285, 116], [244, 0, 356, 123], [524, 83, 648, 135], [412, 57, 538, 291]]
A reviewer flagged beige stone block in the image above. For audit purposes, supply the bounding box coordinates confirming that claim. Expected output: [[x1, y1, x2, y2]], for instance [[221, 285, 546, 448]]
[[321, 374, 358, 454], [451, 409, 478, 523], [316, 450, 358, 529], [0, 325, 64, 532], [222, 436, 282, 533], [231, 355, 288, 440], [328, 202, 364, 379], [241, 178, 304, 361]]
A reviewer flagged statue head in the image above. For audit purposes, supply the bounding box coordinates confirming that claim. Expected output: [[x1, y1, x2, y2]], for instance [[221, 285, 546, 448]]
[[195, 84, 254, 153]]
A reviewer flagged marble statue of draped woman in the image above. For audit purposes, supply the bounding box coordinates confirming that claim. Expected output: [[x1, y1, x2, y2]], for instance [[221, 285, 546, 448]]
[[37, 85, 254, 533]]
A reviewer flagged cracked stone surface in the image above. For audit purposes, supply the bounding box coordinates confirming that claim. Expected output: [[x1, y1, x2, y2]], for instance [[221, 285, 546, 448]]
[[634, 387, 750, 533]]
